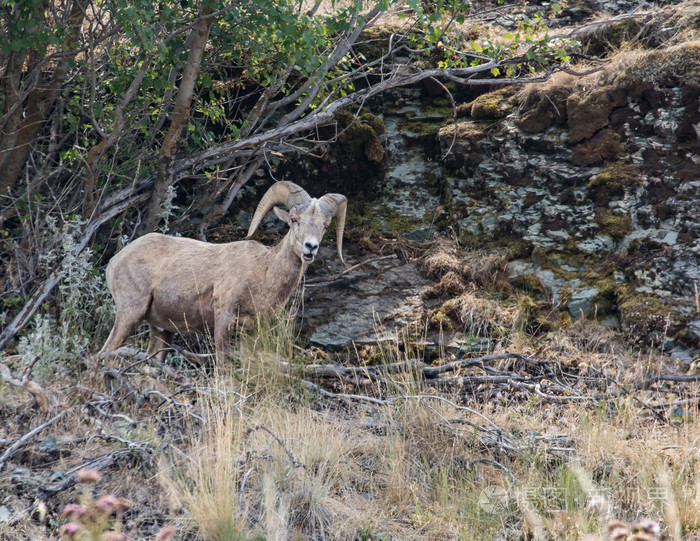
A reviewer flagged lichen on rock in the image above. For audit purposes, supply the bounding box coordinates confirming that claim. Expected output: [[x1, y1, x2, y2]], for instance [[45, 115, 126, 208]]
[[301, 4, 700, 360]]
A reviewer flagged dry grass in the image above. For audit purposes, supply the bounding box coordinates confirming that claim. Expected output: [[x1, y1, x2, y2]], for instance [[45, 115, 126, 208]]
[[514, 0, 700, 110], [422, 239, 508, 285], [152, 312, 700, 540], [2, 300, 699, 540], [167, 390, 364, 540]]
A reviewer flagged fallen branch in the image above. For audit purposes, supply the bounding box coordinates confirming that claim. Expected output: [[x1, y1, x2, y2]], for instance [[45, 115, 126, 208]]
[[297, 353, 558, 394], [0, 409, 68, 471], [422, 353, 551, 378], [37, 449, 139, 495], [300, 379, 387, 405], [639, 373, 700, 388], [104, 367, 148, 408], [0, 355, 49, 413], [299, 351, 699, 422], [300, 378, 562, 455], [292, 359, 427, 382]]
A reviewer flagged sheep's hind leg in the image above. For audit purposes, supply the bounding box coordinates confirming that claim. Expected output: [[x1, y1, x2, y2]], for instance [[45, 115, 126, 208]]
[[213, 322, 229, 367], [147, 326, 173, 362], [98, 296, 151, 357], [98, 310, 145, 356]]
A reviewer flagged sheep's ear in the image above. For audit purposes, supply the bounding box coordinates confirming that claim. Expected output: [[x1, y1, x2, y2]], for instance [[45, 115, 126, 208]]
[[273, 206, 291, 225]]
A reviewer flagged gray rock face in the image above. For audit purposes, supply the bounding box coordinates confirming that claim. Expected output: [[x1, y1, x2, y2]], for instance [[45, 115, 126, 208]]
[[382, 109, 442, 220], [427, 41, 700, 359], [568, 288, 599, 318], [300, 255, 431, 350], [292, 4, 699, 361]]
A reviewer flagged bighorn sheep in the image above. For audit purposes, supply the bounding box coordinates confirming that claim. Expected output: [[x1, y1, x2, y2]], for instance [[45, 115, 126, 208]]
[[98, 181, 347, 363]]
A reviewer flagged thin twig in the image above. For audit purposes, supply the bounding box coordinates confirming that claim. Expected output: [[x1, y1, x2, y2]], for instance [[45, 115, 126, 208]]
[[248, 425, 305, 469], [304, 254, 398, 286]]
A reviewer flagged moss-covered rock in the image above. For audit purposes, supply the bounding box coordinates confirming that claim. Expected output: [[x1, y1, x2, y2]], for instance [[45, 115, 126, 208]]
[[617, 290, 678, 347], [469, 88, 517, 121], [336, 110, 386, 164], [437, 120, 492, 160], [595, 208, 632, 241], [590, 278, 622, 317], [438, 120, 490, 141], [559, 0, 594, 20], [587, 163, 642, 206], [567, 87, 627, 143], [513, 273, 548, 299], [396, 116, 443, 143], [354, 25, 403, 62]]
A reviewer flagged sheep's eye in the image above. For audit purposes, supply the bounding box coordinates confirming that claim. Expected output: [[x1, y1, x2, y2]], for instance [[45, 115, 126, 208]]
[[290, 217, 298, 224]]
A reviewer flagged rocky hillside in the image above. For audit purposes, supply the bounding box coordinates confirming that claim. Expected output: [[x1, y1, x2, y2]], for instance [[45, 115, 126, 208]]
[[289, 0, 700, 363]]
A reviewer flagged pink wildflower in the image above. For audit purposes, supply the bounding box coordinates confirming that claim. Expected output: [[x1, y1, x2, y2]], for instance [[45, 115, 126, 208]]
[[607, 520, 630, 541], [58, 522, 83, 539], [60, 503, 85, 519], [76, 468, 101, 484], [96, 495, 131, 514], [95, 494, 119, 514], [635, 518, 660, 534]]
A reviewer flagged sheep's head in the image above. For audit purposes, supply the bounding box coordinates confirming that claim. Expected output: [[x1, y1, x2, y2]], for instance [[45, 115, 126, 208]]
[[247, 181, 347, 265]]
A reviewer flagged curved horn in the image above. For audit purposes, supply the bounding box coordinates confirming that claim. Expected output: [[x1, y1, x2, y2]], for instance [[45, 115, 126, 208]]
[[247, 181, 311, 237], [319, 193, 348, 266]]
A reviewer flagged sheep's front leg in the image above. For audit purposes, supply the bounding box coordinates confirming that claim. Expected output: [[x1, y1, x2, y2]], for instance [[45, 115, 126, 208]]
[[213, 311, 251, 365], [213, 311, 234, 366]]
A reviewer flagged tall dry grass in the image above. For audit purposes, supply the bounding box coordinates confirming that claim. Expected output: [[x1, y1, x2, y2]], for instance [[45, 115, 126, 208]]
[[158, 308, 700, 540]]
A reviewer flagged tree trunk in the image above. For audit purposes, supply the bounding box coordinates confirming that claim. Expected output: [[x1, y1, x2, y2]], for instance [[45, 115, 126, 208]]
[[137, 5, 213, 235], [0, 1, 85, 196]]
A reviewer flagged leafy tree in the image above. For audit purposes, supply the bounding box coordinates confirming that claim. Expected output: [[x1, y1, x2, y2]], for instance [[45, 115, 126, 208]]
[[0, 0, 586, 348]]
